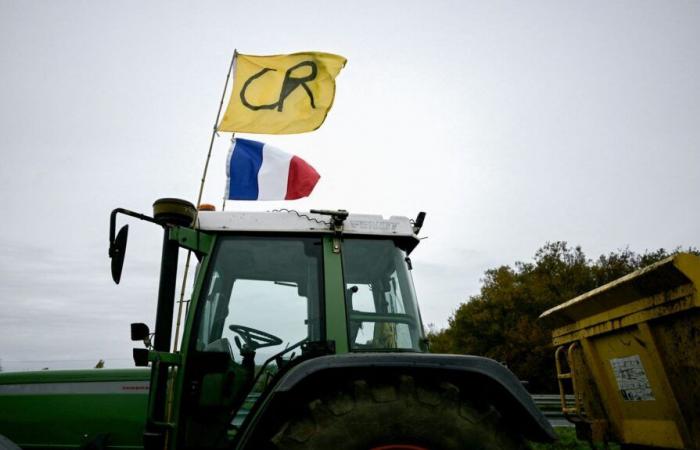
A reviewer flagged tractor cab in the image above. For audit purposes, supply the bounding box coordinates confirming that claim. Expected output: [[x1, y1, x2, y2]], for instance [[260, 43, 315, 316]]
[[110, 202, 429, 449], [109, 200, 553, 450], [174, 211, 426, 448], [177, 210, 428, 448], [193, 210, 427, 362]]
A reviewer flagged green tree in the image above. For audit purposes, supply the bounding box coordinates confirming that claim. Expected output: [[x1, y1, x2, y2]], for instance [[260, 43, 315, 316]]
[[428, 243, 695, 393]]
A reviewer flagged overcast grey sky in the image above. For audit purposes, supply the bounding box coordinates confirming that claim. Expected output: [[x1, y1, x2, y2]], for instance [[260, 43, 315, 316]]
[[1, 1, 698, 371]]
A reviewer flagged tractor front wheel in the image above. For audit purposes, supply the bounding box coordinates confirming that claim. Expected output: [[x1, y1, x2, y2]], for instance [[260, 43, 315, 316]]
[[270, 375, 525, 450]]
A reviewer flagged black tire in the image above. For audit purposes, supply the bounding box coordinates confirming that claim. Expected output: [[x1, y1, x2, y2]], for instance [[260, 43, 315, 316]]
[[270, 375, 526, 450]]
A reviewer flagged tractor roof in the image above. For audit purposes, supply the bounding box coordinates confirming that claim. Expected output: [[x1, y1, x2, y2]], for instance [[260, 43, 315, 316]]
[[196, 210, 417, 239]]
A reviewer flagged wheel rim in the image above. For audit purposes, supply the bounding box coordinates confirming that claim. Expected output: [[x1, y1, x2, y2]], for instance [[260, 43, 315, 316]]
[[370, 446, 428, 450]]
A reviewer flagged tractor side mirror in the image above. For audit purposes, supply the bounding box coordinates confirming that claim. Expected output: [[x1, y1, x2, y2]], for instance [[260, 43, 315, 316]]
[[131, 323, 152, 361], [108, 206, 163, 285], [131, 323, 151, 366], [131, 322, 151, 344], [109, 225, 129, 284], [133, 348, 149, 367], [413, 211, 426, 234]]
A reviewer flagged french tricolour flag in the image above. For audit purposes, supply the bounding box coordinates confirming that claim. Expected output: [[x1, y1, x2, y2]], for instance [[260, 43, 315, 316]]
[[226, 138, 320, 201]]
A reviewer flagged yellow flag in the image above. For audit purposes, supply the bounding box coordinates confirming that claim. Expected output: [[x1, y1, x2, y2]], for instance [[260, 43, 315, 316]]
[[218, 52, 347, 134]]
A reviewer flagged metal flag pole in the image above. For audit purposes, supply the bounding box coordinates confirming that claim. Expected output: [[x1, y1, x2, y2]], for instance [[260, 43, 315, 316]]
[[173, 49, 237, 354]]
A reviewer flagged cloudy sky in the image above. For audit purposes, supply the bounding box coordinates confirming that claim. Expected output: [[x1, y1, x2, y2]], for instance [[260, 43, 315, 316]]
[[1, 1, 698, 371]]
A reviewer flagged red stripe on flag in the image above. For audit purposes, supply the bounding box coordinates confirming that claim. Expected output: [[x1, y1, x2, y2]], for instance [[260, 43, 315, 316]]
[[286, 156, 320, 200]]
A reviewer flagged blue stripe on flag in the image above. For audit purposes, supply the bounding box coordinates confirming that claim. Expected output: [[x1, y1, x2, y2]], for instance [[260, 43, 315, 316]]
[[228, 138, 264, 200]]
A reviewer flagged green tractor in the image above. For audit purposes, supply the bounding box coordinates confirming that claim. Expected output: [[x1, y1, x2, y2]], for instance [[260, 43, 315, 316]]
[[0, 198, 555, 450]]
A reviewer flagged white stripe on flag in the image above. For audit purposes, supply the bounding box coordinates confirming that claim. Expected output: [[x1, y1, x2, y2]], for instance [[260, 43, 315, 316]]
[[257, 144, 292, 200], [225, 143, 235, 200]]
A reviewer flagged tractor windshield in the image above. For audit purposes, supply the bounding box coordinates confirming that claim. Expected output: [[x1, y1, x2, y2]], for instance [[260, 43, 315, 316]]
[[342, 239, 425, 351], [195, 236, 324, 364]]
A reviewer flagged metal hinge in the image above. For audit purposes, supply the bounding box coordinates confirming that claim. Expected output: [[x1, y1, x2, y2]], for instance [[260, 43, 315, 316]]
[[311, 209, 349, 253]]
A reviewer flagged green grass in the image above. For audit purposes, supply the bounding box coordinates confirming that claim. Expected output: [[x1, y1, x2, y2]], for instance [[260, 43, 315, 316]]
[[529, 428, 620, 450]]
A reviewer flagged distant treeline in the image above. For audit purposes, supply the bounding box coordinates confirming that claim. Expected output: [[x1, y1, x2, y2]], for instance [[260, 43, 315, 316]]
[[427, 242, 698, 393]]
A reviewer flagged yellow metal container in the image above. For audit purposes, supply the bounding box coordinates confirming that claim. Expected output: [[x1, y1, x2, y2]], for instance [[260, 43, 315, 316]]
[[540, 253, 700, 449]]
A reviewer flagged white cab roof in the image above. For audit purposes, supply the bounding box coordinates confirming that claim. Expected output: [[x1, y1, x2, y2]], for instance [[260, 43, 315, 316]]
[[196, 210, 416, 238]]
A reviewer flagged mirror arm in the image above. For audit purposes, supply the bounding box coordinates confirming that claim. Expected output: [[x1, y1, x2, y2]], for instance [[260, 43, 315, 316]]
[[110, 208, 161, 246]]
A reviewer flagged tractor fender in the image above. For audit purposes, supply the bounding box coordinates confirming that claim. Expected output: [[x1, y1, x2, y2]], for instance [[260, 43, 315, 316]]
[[242, 353, 556, 446]]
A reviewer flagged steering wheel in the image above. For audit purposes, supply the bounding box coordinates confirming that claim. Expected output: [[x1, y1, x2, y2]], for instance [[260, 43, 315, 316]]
[[228, 324, 283, 352]]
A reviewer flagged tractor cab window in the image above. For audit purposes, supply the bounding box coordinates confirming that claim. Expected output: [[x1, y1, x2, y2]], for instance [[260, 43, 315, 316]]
[[342, 239, 425, 351], [196, 236, 323, 367]]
